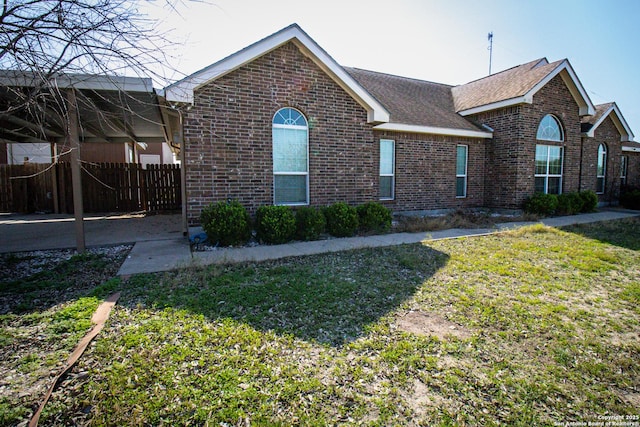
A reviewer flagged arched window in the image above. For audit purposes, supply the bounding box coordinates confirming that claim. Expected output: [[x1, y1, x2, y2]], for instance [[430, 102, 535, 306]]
[[596, 144, 607, 194], [272, 108, 308, 205], [536, 114, 564, 142], [535, 115, 564, 194]]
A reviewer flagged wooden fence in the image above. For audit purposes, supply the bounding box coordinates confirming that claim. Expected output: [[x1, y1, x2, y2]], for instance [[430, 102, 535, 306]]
[[0, 162, 181, 214]]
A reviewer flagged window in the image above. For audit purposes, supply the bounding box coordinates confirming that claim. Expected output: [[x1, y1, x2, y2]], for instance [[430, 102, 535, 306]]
[[380, 139, 395, 200], [456, 145, 468, 198], [536, 114, 564, 142], [273, 108, 308, 205], [596, 144, 607, 194], [621, 155, 628, 187], [535, 145, 563, 194]]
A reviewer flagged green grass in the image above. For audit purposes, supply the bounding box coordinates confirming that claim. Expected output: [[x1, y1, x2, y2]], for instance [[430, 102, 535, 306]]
[[1, 218, 639, 426]]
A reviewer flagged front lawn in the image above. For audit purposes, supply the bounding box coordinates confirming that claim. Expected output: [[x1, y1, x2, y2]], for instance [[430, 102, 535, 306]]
[[1, 219, 639, 426]]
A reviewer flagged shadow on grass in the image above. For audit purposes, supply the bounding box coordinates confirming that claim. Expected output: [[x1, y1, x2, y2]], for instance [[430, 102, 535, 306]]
[[561, 217, 640, 251], [0, 251, 125, 315], [122, 244, 449, 347]]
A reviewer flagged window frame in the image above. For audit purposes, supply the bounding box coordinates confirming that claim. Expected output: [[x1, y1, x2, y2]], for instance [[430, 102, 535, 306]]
[[456, 144, 468, 198], [621, 155, 628, 187], [596, 143, 607, 194], [379, 139, 395, 200], [534, 144, 564, 195], [536, 114, 564, 142], [272, 107, 309, 206]]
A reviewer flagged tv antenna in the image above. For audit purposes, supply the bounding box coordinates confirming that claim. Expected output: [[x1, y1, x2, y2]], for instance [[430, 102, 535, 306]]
[[488, 32, 494, 75]]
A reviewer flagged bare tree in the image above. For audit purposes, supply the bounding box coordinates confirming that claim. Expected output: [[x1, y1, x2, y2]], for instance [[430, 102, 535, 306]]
[[0, 0, 193, 252], [0, 0, 179, 83]]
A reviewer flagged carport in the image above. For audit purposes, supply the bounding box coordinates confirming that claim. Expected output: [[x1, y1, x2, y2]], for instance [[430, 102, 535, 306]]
[[0, 71, 186, 251]]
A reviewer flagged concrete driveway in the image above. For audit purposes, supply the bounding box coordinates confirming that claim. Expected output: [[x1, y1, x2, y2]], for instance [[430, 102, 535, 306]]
[[0, 212, 185, 253]]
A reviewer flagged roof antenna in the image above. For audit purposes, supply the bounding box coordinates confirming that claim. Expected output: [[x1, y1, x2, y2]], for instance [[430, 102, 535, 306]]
[[487, 32, 494, 75]]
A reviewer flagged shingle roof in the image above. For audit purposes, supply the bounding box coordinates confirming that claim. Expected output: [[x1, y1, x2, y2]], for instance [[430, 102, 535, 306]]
[[345, 67, 484, 132], [451, 58, 565, 112], [582, 102, 614, 126]]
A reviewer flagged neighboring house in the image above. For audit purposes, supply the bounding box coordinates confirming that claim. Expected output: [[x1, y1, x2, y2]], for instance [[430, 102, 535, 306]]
[[163, 24, 639, 224]]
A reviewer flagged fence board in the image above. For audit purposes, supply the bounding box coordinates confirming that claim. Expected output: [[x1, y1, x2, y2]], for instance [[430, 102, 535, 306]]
[[0, 162, 181, 214]]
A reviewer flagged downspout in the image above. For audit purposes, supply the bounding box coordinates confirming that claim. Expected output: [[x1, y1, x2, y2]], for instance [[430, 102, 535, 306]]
[[179, 111, 187, 237]]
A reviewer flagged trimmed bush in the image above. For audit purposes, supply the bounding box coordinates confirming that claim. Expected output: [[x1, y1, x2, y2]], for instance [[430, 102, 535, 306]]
[[578, 190, 598, 213], [295, 206, 326, 241], [200, 200, 251, 246], [523, 193, 558, 216], [556, 192, 584, 216], [620, 189, 640, 210], [256, 205, 296, 244], [324, 202, 359, 237], [357, 202, 392, 233]]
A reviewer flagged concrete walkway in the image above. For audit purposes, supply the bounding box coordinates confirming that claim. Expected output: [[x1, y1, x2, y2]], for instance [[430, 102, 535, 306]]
[[117, 209, 639, 276]]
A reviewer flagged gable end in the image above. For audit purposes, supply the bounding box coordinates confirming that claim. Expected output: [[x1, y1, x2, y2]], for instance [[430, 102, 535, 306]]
[[164, 24, 389, 124]]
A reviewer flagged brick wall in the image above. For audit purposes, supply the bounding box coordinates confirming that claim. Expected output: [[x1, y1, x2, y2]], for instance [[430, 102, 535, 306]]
[[581, 116, 623, 203], [469, 106, 523, 208], [182, 42, 375, 223], [626, 151, 640, 189], [374, 130, 486, 211], [470, 74, 582, 208]]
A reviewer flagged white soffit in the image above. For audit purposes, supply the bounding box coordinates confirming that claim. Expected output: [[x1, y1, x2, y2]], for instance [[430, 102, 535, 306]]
[[374, 122, 492, 139], [164, 24, 390, 124]]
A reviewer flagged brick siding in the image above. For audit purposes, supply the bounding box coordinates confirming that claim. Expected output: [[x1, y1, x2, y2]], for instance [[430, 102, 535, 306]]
[[626, 151, 640, 189], [181, 43, 635, 223], [182, 42, 481, 224], [374, 130, 486, 211], [581, 116, 623, 203], [470, 74, 582, 208], [182, 42, 376, 223]]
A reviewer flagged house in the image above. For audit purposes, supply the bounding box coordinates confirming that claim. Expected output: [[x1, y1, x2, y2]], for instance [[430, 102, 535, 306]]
[[163, 24, 639, 224]]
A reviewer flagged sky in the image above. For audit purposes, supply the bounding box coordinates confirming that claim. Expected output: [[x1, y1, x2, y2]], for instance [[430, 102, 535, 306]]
[[144, 0, 640, 140]]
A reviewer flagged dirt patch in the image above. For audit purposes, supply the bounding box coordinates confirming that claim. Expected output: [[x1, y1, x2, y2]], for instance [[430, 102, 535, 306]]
[[395, 311, 471, 340]]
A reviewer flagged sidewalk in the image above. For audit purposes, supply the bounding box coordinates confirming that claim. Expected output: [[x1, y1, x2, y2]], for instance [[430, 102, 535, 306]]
[[117, 209, 639, 276]]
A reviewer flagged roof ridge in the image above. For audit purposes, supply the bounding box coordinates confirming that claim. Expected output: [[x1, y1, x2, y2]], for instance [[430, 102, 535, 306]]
[[345, 67, 454, 88], [455, 57, 548, 87]]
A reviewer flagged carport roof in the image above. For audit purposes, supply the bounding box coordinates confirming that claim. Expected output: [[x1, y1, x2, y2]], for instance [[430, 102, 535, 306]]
[[0, 70, 168, 145]]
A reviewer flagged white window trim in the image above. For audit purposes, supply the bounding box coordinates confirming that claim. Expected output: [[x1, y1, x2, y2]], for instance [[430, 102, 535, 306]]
[[536, 114, 565, 142], [379, 139, 395, 200], [596, 144, 607, 194], [273, 108, 310, 206], [456, 144, 468, 198], [621, 155, 628, 186], [535, 144, 564, 194]]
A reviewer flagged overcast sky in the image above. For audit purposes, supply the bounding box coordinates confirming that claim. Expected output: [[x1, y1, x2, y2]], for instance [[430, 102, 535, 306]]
[[146, 0, 640, 139]]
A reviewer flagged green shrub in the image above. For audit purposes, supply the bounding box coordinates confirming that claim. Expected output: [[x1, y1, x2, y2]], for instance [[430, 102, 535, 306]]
[[200, 200, 251, 247], [620, 189, 640, 210], [357, 202, 392, 233], [578, 190, 598, 213], [523, 193, 558, 216], [556, 192, 584, 215], [323, 202, 359, 237], [255, 205, 296, 244], [295, 206, 326, 241]]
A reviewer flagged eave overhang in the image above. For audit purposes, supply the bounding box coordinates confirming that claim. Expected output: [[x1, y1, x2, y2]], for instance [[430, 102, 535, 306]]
[[458, 60, 595, 117], [373, 122, 492, 139], [583, 103, 634, 142]]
